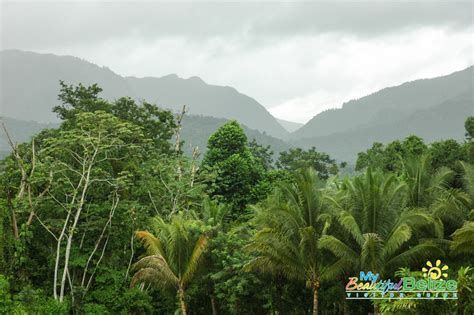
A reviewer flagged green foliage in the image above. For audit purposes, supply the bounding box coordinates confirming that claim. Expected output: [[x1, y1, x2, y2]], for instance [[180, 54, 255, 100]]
[[202, 121, 266, 215], [0, 276, 70, 315], [277, 147, 339, 180], [247, 168, 330, 314], [0, 275, 13, 313], [356, 142, 386, 171], [203, 120, 248, 163], [54, 81, 176, 152], [248, 138, 274, 170], [465, 116, 474, 140], [457, 266, 474, 314], [451, 221, 474, 255], [131, 214, 209, 314], [430, 139, 463, 170], [356, 136, 428, 172], [1, 82, 473, 314], [356, 134, 474, 174], [209, 229, 272, 314]]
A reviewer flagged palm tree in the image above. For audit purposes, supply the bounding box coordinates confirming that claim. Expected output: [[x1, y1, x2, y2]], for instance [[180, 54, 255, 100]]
[[401, 154, 453, 208], [319, 169, 443, 314], [449, 162, 474, 255], [198, 197, 230, 229], [131, 215, 209, 315], [429, 162, 474, 251], [246, 168, 330, 315]]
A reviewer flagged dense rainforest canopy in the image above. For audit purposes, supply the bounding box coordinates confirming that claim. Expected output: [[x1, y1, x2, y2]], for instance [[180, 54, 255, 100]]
[[0, 84, 473, 314]]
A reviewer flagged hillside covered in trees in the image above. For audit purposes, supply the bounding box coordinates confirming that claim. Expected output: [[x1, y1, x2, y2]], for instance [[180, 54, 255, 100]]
[[1, 84, 473, 314]]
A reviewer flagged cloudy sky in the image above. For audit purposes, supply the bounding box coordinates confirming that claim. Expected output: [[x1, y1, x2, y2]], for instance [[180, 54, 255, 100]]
[[2, 1, 473, 123]]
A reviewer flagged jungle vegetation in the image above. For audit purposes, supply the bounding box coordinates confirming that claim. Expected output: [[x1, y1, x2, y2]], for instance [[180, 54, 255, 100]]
[[0, 84, 473, 314]]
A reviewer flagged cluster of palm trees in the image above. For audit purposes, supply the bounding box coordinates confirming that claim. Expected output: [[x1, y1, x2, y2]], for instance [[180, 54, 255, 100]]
[[131, 156, 473, 314], [247, 158, 473, 314]]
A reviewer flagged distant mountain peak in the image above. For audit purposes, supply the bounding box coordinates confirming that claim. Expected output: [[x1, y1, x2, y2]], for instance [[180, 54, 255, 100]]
[[1, 49, 288, 139], [186, 76, 205, 84], [293, 65, 473, 139]]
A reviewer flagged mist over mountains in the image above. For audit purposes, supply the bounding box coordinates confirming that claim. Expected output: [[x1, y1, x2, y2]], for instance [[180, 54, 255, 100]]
[[292, 66, 473, 140], [1, 50, 472, 162], [1, 50, 288, 138], [292, 67, 474, 160]]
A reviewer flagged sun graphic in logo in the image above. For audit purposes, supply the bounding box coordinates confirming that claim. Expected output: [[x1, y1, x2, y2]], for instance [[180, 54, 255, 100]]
[[422, 260, 449, 280]]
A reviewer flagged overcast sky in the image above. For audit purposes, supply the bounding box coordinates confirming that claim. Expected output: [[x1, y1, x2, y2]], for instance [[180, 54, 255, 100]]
[[2, 1, 473, 123]]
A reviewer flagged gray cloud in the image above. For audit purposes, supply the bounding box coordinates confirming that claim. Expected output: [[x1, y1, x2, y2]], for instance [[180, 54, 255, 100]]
[[2, 1, 472, 50]]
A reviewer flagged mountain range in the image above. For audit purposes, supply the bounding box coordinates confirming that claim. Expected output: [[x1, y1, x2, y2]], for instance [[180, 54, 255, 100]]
[[292, 67, 473, 160], [0, 50, 288, 138], [1, 50, 472, 162], [292, 66, 473, 140]]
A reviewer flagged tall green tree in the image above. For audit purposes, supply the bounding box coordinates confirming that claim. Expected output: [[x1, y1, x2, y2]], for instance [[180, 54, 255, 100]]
[[465, 116, 474, 141], [277, 147, 338, 180], [429, 139, 463, 170], [201, 121, 264, 214]]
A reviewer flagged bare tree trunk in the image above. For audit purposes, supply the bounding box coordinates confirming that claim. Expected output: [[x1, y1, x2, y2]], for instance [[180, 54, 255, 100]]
[[178, 287, 187, 315], [312, 281, 320, 315], [174, 105, 187, 153], [124, 227, 135, 282], [53, 168, 87, 300], [53, 204, 72, 300], [10, 209, 19, 239], [59, 167, 93, 302], [211, 295, 218, 315], [2, 123, 25, 240], [174, 105, 187, 180], [190, 147, 199, 187], [7, 193, 19, 240], [81, 194, 118, 288], [59, 151, 96, 302]]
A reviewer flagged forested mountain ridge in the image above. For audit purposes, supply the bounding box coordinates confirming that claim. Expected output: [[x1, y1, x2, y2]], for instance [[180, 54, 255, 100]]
[[295, 90, 474, 161], [292, 66, 473, 140], [0, 49, 288, 138]]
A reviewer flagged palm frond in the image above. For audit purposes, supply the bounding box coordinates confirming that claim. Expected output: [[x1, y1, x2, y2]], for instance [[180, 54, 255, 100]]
[[450, 221, 474, 255], [130, 267, 176, 290], [336, 211, 364, 246], [360, 233, 384, 272], [182, 234, 209, 285], [382, 223, 412, 260], [135, 230, 164, 256], [319, 235, 358, 261], [132, 255, 179, 288], [385, 242, 443, 272]]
